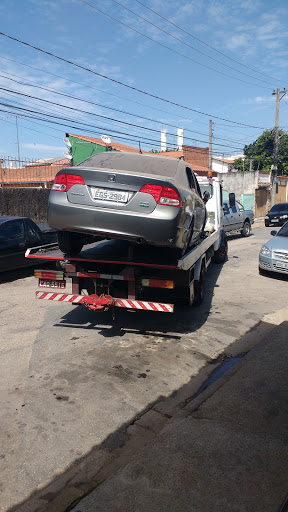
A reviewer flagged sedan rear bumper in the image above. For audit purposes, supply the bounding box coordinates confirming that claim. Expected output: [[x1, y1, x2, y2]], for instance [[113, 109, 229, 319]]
[[48, 194, 185, 248]]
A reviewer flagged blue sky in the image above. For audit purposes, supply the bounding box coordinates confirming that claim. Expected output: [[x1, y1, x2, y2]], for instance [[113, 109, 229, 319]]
[[0, 0, 288, 161]]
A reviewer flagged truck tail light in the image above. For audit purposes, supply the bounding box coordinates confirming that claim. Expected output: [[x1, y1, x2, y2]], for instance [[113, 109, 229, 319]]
[[52, 173, 85, 192], [34, 270, 64, 280], [140, 184, 182, 207], [141, 279, 174, 289]]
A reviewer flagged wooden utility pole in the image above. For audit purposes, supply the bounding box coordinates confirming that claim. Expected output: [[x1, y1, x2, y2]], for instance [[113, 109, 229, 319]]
[[271, 88, 287, 206], [209, 120, 212, 169]]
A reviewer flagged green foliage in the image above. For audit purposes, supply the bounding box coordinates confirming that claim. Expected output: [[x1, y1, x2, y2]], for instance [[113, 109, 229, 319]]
[[233, 157, 250, 172], [234, 129, 288, 176]]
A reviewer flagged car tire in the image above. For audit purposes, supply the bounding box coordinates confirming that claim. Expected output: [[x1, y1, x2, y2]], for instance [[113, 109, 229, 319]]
[[241, 221, 251, 237], [265, 222, 269, 227], [182, 218, 195, 255], [193, 262, 205, 306], [213, 234, 228, 263], [57, 231, 84, 255], [259, 266, 269, 276]]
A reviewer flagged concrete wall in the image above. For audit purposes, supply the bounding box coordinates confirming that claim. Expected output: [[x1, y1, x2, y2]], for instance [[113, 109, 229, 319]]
[[0, 188, 50, 223], [219, 170, 259, 201]]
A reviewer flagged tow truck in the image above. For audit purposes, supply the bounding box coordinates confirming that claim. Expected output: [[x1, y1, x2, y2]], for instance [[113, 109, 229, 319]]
[[26, 176, 227, 315]]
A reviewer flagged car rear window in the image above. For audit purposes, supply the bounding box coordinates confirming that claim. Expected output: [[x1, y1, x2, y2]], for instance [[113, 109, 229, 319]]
[[77, 153, 178, 177]]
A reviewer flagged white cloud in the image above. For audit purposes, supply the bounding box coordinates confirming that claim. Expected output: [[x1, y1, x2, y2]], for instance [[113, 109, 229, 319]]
[[240, 95, 274, 106]]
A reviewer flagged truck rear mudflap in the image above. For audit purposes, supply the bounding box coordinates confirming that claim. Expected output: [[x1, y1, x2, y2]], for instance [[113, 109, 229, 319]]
[[35, 291, 174, 313]]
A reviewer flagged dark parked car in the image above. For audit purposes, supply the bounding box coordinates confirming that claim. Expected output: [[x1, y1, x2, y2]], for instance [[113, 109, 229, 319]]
[[265, 203, 288, 227], [259, 221, 288, 276], [48, 152, 208, 255], [0, 217, 57, 272]]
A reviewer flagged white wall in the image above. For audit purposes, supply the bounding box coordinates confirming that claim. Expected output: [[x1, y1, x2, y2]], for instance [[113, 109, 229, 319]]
[[212, 158, 230, 173], [219, 170, 259, 200]]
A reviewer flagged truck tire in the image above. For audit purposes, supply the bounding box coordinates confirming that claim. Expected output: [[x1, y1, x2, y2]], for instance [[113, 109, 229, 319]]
[[193, 262, 205, 306], [213, 232, 228, 263], [57, 231, 84, 255], [241, 220, 251, 237]]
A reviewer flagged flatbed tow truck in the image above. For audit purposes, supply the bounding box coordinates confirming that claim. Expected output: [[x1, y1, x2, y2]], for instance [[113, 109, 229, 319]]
[[26, 177, 227, 315]]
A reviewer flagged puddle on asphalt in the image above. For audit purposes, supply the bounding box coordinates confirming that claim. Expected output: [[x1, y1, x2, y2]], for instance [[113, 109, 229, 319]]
[[195, 355, 245, 398]]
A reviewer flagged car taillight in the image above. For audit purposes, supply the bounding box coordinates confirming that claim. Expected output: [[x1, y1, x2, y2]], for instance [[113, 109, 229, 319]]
[[52, 173, 85, 192], [139, 184, 182, 207]]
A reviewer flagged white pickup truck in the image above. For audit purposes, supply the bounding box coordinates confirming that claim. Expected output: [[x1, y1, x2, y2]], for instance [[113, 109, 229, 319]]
[[223, 193, 254, 237]]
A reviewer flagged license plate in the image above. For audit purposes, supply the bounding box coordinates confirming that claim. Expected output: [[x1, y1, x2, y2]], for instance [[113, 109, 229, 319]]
[[271, 219, 279, 223], [275, 261, 288, 269], [39, 279, 66, 289], [91, 187, 128, 203]]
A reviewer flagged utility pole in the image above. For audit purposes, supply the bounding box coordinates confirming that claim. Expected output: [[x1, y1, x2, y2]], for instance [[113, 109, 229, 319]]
[[209, 120, 212, 169], [271, 88, 287, 206]]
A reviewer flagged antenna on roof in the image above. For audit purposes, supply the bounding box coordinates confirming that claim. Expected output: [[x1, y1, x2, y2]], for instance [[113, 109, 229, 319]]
[[139, 141, 142, 154]]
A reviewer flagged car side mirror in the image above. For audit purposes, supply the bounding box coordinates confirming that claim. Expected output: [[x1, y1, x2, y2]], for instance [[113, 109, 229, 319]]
[[203, 191, 210, 203], [270, 230, 277, 236]]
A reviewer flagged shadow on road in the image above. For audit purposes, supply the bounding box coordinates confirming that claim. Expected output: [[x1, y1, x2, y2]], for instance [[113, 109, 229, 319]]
[[52, 260, 225, 338], [7, 315, 286, 512]]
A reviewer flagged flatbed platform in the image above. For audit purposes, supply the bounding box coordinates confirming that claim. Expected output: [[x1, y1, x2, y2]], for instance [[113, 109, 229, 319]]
[[26, 231, 220, 271]]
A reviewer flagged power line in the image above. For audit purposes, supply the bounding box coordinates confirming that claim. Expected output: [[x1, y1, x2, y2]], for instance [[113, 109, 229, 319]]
[[0, 71, 253, 147], [133, 0, 287, 86], [0, 31, 266, 129], [0, 53, 264, 141], [0, 91, 245, 152], [0, 101, 245, 152], [78, 0, 272, 91], [108, 0, 279, 88], [0, 85, 245, 150]]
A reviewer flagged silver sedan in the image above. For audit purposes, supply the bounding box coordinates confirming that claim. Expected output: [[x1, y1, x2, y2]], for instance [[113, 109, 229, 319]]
[[48, 152, 207, 255], [259, 221, 288, 276]]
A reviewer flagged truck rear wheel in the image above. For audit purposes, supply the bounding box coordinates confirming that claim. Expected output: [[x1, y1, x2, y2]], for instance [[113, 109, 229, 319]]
[[213, 235, 228, 263], [241, 221, 251, 237], [193, 263, 205, 306], [57, 231, 84, 255]]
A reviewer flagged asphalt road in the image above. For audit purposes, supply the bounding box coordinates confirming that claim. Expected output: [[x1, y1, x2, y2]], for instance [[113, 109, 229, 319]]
[[0, 226, 287, 511]]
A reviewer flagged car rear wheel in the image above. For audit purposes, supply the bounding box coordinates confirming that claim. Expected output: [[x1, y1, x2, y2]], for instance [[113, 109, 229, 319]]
[[57, 231, 84, 255], [241, 221, 251, 237]]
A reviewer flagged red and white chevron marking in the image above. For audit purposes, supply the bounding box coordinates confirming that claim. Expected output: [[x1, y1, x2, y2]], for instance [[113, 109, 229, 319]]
[[36, 292, 85, 303], [36, 292, 173, 312], [115, 299, 173, 312]]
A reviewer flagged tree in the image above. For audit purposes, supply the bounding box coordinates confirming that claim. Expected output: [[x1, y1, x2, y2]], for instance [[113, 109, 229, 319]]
[[233, 129, 288, 176]]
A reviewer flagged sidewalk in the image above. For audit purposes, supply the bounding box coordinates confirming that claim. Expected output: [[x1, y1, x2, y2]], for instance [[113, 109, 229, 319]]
[[72, 320, 288, 512], [253, 216, 265, 228]]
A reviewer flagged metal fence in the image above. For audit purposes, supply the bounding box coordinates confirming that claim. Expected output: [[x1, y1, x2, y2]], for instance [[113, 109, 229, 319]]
[[0, 157, 70, 188]]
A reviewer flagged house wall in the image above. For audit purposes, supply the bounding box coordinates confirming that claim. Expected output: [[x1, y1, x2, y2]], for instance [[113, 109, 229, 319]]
[[69, 136, 116, 166], [0, 162, 67, 187], [183, 146, 209, 168], [212, 159, 230, 174], [220, 171, 259, 200]]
